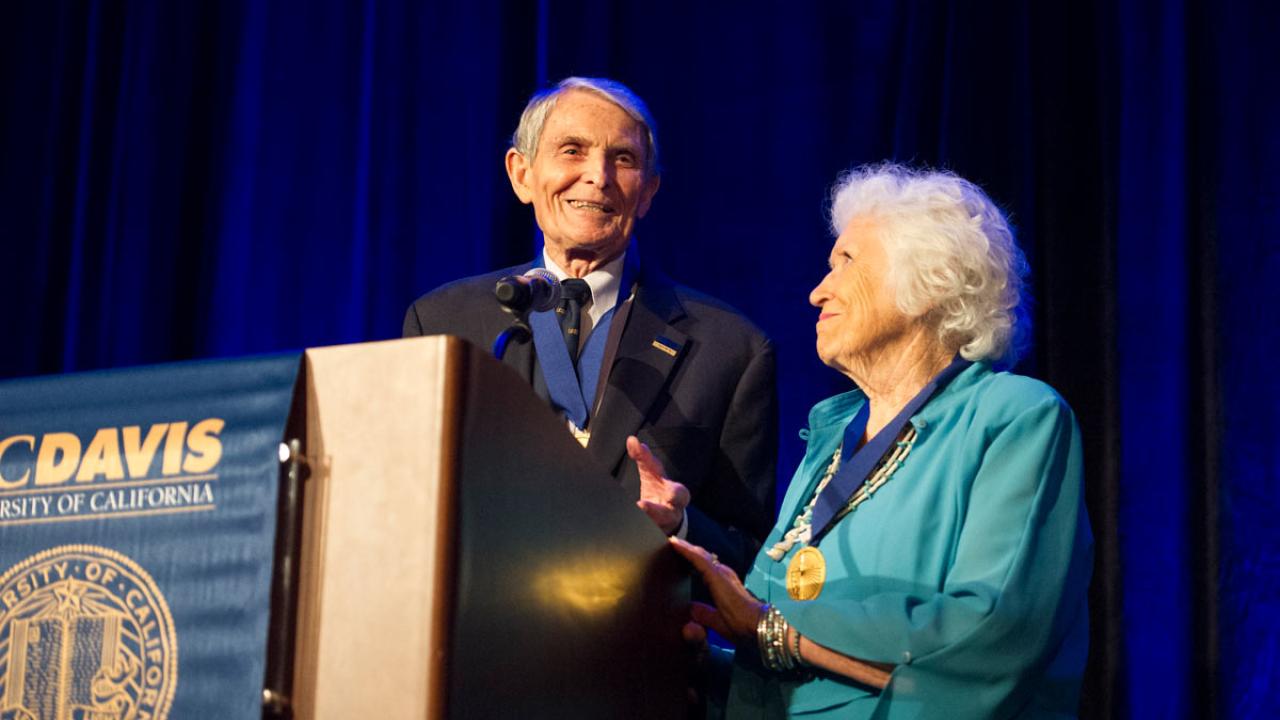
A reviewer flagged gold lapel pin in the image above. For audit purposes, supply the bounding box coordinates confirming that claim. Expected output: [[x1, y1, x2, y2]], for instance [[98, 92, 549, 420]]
[[651, 339, 679, 357]]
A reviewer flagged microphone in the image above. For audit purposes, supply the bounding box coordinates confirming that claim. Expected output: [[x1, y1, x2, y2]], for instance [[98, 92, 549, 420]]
[[494, 268, 561, 313]]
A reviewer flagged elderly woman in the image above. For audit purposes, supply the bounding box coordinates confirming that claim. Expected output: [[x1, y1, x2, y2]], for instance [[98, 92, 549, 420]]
[[666, 163, 1093, 718]]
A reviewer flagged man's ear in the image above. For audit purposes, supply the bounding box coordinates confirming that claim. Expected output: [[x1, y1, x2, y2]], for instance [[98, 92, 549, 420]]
[[505, 148, 534, 205], [636, 174, 661, 218]]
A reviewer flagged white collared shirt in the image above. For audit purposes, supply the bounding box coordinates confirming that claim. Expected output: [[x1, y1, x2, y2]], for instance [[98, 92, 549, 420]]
[[542, 249, 625, 351]]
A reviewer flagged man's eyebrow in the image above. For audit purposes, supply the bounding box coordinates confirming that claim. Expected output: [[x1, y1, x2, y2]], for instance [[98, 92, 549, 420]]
[[546, 134, 642, 155]]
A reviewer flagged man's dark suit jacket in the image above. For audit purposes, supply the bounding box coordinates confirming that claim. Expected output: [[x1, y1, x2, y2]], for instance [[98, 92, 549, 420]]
[[403, 259, 777, 575]]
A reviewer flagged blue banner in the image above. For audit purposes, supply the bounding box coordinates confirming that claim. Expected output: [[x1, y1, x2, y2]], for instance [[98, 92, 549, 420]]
[[0, 354, 300, 719]]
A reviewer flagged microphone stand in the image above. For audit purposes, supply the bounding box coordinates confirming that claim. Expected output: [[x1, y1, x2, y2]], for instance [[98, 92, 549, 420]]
[[493, 310, 532, 361]]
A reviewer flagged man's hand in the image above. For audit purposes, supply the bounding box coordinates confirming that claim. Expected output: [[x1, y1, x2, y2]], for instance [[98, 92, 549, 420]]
[[627, 435, 690, 535]]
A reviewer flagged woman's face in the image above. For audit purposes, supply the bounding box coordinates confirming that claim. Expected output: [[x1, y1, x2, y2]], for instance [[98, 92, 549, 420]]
[[808, 216, 913, 374]]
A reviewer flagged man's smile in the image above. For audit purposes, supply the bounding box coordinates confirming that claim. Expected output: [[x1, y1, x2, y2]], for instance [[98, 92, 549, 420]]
[[566, 199, 616, 213]]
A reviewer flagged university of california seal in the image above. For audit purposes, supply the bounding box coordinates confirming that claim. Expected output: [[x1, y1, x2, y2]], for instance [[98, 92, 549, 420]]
[[0, 544, 178, 720]]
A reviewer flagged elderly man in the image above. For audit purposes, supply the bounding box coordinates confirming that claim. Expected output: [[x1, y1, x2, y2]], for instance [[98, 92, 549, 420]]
[[403, 77, 776, 575]]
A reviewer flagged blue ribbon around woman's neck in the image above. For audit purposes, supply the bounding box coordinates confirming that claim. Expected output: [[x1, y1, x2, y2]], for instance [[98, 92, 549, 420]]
[[809, 356, 971, 544]]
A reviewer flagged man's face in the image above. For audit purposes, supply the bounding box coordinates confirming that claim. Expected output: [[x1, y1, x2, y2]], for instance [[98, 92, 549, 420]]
[[506, 90, 660, 263], [808, 216, 913, 374]]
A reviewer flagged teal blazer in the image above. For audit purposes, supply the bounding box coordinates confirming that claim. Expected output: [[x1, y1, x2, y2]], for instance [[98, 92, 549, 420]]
[[728, 362, 1093, 719]]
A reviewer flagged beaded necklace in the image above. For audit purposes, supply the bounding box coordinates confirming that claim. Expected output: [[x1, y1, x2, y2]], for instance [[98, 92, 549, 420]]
[[765, 424, 918, 562]]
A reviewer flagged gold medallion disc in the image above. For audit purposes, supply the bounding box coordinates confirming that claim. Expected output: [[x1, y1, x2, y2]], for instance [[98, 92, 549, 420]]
[[785, 546, 826, 600]]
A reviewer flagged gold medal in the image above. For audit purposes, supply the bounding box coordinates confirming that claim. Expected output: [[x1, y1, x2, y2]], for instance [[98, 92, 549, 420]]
[[785, 546, 826, 600]]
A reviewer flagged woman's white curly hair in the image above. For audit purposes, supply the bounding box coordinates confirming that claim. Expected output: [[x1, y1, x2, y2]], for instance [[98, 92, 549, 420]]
[[829, 162, 1030, 366]]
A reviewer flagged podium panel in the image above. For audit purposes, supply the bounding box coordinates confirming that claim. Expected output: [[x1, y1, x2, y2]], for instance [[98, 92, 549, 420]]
[[293, 336, 689, 719], [445, 338, 689, 719], [292, 337, 457, 718]]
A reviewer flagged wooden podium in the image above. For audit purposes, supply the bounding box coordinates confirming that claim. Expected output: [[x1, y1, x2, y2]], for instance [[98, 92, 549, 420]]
[[290, 336, 689, 719]]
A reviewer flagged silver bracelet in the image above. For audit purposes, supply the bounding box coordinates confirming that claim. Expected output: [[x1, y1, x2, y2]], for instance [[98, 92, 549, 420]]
[[791, 622, 805, 667], [757, 604, 797, 672], [756, 605, 770, 667]]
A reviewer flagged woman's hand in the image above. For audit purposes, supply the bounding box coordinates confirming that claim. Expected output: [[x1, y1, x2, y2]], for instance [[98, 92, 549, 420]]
[[669, 536, 768, 645], [627, 436, 690, 535], [672, 538, 895, 689]]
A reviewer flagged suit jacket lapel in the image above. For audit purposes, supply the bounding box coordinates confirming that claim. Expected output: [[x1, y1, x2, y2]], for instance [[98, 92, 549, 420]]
[[587, 271, 688, 483]]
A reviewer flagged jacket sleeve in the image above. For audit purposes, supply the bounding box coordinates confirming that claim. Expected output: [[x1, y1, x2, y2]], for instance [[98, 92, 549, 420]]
[[685, 336, 779, 577]]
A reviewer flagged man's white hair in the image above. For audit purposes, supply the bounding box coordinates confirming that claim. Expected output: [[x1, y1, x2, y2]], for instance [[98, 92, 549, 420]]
[[511, 77, 660, 177], [829, 162, 1030, 366]]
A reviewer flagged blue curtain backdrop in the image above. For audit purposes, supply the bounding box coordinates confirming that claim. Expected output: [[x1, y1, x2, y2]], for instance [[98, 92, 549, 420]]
[[2, 1, 1277, 717]]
